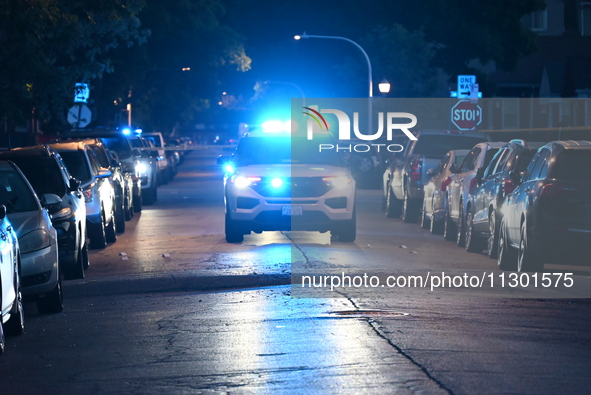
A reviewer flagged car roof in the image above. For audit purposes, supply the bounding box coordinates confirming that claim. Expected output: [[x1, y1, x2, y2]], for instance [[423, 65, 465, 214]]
[[48, 141, 88, 152], [550, 140, 591, 150], [0, 145, 55, 157]]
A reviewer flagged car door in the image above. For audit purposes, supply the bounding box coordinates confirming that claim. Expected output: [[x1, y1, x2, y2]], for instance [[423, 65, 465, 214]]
[[0, 211, 14, 314], [473, 147, 508, 227], [450, 147, 479, 219]]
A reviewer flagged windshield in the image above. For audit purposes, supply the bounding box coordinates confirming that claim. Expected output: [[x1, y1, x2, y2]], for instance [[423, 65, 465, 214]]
[[99, 137, 132, 159], [5, 157, 67, 197], [234, 136, 344, 166], [60, 151, 92, 183], [0, 167, 38, 213], [414, 135, 488, 158]]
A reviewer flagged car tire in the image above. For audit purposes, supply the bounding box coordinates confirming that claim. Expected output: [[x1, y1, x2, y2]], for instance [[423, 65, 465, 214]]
[[225, 210, 244, 243], [518, 220, 543, 272], [443, 202, 456, 241], [401, 189, 418, 223], [115, 199, 125, 234], [456, 200, 466, 247], [487, 209, 498, 259], [420, 199, 430, 229], [385, 184, 402, 218], [105, 210, 117, 243], [334, 209, 357, 242], [37, 276, 63, 314], [88, 216, 107, 250], [465, 207, 483, 253], [0, 315, 4, 354], [124, 192, 133, 221], [498, 218, 517, 271], [5, 262, 24, 336], [81, 240, 90, 270], [64, 241, 85, 280]]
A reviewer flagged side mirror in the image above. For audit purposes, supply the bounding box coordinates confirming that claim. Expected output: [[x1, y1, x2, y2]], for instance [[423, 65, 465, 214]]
[[41, 193, 62, 206], [450, 163, 459, 173], [69, 178, 81, 192], [96, 168, 112, 179]]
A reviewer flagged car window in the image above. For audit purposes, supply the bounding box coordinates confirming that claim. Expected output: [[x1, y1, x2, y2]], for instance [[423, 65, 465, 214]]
[[460, 147, 481, 172], [89, 145, 110, 168], [484, 148, 507, 178], [100, 137, 132, 159], [5, 157, 67, 197], [0, 167, 38, 213], [433, 153, 450, 175], [513, 150, 536, 174], [482, 148, 500, 169], [525, 148, 550, 181], [60, 151, 92, 183], [550, 150, 591, 181], [87, 150, 103, 175]]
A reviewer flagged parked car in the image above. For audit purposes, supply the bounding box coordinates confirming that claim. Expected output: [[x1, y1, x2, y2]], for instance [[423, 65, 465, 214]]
[[0, 161, 62, 314], [127, 134, 159, 205], [73, 138, 134, 233], [63, 129, 142, 213], [0, 202, 24, 353], [50, 142, 117, 249], [498, 140, 591, 272], [465, 140, 545, 258], [143, 131, 172, 184], [383, 130, 489, 222], [0, 146, 88, 280], [217, 129, 356, 243], [444, 142, 505, 246], [420, 149, 470, 234]]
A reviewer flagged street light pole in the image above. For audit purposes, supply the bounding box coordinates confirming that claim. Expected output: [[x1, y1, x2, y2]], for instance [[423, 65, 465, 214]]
[[295, 33, 373, 98]]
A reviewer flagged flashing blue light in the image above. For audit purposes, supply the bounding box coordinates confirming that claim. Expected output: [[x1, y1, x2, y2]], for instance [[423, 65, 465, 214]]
[[270, 177, 283, 188], [122, 128, 131, 135], [135, 128, 143, 134], [224, 163, 235, 174], [261, 120, 285, 133]]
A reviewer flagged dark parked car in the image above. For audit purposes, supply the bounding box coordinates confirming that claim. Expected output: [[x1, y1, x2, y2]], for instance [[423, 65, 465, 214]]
[[498, 140, 591, 272], [465, 140, 545, 258], [0, 146, 89, 280], [127, 134, 159, 205]]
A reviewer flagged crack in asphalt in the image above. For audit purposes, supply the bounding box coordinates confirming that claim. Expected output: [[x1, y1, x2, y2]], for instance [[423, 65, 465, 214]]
[[288, 234, 454, 394]]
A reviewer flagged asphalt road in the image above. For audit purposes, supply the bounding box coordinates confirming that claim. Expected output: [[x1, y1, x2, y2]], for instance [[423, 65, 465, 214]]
[[0, 148, 590, 394]]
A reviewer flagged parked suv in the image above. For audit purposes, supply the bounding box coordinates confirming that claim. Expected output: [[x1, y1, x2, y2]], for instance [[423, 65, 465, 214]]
[[74, 138, 134, 232], [499, 140, 591, 272], [444, 141, 504, 247], [383, 130, 489, 222], [143, 131, 171, 184], [50, 142, 117, 249], [63, 129, 142, 213], [465, 140, 545, 258], [127, 134, 159, 205], [217, 130, 356, 243], [0, 146, 88, 280]]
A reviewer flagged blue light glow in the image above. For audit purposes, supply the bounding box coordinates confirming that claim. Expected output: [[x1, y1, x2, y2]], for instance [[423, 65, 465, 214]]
[[122, 128, 131, 135], [271, 178, 283, 188]]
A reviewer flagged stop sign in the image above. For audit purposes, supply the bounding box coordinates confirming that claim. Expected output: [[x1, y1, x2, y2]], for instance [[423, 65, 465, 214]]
[[451, 100, 482, 130]]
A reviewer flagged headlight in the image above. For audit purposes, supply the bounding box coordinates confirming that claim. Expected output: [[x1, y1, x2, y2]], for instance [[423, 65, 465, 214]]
[[51, 207, 73, 221], [135, 163, 148, 175], [323, 176, 353, 189], [232, 176, 261, 188], [19, 229, 51, 253]]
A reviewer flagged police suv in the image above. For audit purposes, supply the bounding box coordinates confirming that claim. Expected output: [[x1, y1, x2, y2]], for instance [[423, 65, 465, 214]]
[[218, 128, 356, 243]]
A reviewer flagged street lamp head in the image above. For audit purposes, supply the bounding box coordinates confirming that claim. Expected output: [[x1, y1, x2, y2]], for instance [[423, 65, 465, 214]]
[[378, 79, 391, 94]]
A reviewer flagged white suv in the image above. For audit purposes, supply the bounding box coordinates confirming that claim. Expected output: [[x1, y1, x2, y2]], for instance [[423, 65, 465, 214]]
[[218, 130, 356, 243]]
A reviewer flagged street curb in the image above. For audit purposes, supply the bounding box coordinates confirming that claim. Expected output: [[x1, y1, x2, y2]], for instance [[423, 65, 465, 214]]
[[63, 272, 292, 297]]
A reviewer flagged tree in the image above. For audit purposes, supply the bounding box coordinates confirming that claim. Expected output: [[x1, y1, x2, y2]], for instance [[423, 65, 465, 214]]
[[0, 0, 148, 131]]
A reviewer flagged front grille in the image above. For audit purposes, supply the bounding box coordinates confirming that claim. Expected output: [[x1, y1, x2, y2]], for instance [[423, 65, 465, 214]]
[[250, 177, 330, 198]]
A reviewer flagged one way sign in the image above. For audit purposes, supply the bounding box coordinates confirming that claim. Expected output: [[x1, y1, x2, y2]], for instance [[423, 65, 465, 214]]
[[457, 75, 476, 99]]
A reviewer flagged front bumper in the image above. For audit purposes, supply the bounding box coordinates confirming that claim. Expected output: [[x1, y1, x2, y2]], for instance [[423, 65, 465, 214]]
[[21, 243, 59, 296]]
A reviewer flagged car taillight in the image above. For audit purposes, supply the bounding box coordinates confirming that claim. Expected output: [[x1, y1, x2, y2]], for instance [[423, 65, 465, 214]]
[[410, 157, 422, 181], [539, 183, 584, 216], [440, 176, 452, 192], [539, 183, 582, 200], [501, 180, 516, 197], [469, 177, 479, 193]]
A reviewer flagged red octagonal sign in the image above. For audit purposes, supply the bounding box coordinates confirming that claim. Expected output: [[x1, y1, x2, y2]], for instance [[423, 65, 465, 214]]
[[451, 100, 482, 130]]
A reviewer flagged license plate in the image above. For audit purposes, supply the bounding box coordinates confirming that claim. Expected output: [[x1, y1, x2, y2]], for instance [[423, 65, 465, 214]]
[[282, 205, 303, 216]]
